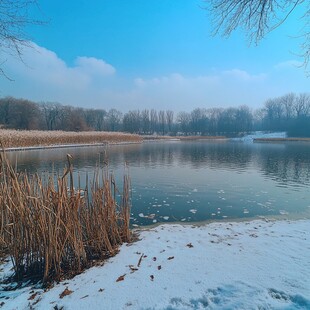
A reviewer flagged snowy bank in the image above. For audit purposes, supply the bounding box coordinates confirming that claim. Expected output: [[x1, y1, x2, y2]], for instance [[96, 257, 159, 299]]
[[1, 219, 309, 309], [231, 131, 287, 143]]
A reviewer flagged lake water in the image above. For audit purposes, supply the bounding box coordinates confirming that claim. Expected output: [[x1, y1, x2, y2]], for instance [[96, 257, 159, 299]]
[[7, 140, 310, 226]]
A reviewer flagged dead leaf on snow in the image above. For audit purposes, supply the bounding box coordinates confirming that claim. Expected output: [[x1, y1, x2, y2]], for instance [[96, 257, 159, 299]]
[[157, 265, 162, 270], [28, 292, 38, 300], [168, 256, 174, 260], [59, 287, 73, 299], [186, 243, 194, 248], [116, 274, 126, 282], [150, 275, 154, 281]]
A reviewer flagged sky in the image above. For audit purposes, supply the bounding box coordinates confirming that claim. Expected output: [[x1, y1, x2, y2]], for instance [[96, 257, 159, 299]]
[[0, 0, 309, 112]]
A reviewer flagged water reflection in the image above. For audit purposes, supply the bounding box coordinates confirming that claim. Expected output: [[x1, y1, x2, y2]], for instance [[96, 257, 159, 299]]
[[6, 141, 310, 225]]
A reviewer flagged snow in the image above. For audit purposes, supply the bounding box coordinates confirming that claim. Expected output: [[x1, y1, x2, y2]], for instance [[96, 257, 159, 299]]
[[1, 219, 310, 310], [231, 131, 287, 142]]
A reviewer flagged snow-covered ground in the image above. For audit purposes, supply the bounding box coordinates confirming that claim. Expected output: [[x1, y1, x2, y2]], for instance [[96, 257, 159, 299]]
[[231, 131, 287, 142], [1, 218, 309, 310]]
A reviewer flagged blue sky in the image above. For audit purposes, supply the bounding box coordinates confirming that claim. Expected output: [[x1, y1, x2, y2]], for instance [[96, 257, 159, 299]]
[[0, 0, 309, 111]]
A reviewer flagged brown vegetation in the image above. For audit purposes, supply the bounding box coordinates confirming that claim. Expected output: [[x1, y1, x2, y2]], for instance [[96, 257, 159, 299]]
[[0, 129, 142, 149], [0, 152, 131, 284]]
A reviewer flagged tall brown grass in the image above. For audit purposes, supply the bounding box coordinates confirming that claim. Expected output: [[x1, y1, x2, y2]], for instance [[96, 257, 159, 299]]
[[0, 129, 142, 149], [0, 152, 131, 284]]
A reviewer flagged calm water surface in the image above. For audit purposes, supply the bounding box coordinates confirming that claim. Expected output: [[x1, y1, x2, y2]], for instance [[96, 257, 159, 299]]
[[7, 141, 310, 226]]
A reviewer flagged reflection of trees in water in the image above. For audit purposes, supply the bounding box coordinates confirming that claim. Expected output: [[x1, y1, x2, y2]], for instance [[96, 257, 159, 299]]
[[7, 141, 310, 187], [122, 142, 253, 170], [176, 142, 252, 170], [255, 143, 310, 186]]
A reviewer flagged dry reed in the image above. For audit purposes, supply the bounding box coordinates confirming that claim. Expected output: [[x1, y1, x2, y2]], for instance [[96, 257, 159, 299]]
[[0, 129, 142, 149], [0, 151, 131, 284]]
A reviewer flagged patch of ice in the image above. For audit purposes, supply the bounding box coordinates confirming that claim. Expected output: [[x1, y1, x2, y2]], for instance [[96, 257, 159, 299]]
[[279, 210, 289, 215]]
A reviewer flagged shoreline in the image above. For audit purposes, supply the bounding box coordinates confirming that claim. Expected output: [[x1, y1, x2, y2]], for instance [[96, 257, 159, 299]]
[[1, 141, 143, 152], [132, 208, 310, 231], [254, 137, 310, 143], [1, 137, 229, 152]]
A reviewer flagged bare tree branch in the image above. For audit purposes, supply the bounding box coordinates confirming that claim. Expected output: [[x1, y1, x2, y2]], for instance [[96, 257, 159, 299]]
[[0, 0, 44, 79], [205, 0, 309, 73]]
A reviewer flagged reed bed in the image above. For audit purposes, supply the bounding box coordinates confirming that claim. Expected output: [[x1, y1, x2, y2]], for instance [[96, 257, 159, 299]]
[[0, 152, 131, 284], [0, 129, 142, 149]]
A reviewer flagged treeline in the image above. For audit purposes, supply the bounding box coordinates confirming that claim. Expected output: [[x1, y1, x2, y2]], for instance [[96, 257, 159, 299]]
[[0, 93, 309, 136]]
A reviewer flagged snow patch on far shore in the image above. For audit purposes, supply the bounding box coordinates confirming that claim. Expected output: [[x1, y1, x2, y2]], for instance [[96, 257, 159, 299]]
[[232, 131, 287, 143]]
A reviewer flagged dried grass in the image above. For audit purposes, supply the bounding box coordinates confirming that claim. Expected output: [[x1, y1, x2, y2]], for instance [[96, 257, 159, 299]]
[[0, 129, 142, 149], [0, 151, 131, 284]]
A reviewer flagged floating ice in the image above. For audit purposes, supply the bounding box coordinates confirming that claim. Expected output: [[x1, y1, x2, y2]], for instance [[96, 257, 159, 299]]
[[189, 209, 197, 214], [279, 210, 289, 215], [138, 213, 145, 218], [163, 216, 169, 220]]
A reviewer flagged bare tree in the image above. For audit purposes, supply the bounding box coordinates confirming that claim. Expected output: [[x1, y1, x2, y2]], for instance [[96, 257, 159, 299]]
[[206, 0, 310, 70], [294, 93, 310, 117], [177, 111, 191, 135], [0, 0, 43, 78], [150, 109, 158, 134], [280, 93, 296, 119], [158, 110, 166, 135], [141, 109, 150, 134], [166, 110, 174, 133]]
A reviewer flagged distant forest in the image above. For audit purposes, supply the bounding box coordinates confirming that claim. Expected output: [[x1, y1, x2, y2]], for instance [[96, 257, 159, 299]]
[[0, 93, 309, 137]]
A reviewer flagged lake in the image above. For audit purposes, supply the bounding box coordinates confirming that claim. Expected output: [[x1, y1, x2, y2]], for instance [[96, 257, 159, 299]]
[[7, 140, 310, 226]]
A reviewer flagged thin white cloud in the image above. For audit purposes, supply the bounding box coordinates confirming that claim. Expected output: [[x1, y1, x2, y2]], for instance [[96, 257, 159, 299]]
[[274, 60, 303, 70], [222, 69, 267, 81]]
